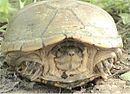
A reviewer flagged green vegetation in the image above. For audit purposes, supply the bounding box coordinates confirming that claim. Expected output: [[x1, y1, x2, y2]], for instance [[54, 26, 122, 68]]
[[18, 0, 36, 8], [0, 0, 14, 23], [120, 71, 130, 81], [0, 0, 37, 32], [0, 0, 39, 22]]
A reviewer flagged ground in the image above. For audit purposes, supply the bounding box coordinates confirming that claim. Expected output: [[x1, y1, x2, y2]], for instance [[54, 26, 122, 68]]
[[0, 52, 130, 93]]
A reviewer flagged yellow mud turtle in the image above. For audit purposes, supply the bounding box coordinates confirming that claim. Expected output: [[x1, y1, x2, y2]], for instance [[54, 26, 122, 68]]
[[1, 0, 123, 88]]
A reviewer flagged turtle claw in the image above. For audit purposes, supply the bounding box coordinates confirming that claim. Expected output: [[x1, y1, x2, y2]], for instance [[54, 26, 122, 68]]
[[30, 64, 43, 81], [96, 62, 109, 80], [96, 58, 115, 80], [16, 61, 43, 81], [102, 60, 112, 75]]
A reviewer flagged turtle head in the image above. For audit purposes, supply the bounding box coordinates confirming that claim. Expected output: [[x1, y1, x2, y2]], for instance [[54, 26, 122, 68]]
[[52, 40, 84, 71]]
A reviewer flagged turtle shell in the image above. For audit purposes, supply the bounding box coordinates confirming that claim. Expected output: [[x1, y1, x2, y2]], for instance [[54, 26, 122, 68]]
[[1, 0, 123, 52]]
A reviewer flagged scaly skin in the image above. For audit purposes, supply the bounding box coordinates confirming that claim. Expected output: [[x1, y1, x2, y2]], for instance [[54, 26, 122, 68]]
[[4, 40, 122, 88]]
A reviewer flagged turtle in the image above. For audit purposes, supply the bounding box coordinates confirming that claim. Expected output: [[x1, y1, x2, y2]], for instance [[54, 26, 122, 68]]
[[1, 0, 123, 89]]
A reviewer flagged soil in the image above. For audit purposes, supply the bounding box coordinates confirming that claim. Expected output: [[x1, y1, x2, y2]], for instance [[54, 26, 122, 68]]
[[0, 54, 130, 93]]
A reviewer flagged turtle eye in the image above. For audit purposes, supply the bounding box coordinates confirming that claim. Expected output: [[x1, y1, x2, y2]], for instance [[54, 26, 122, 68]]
[[77, 51, 82, 57], [75, 48, 83, 57], [56, 51, 63, 57]]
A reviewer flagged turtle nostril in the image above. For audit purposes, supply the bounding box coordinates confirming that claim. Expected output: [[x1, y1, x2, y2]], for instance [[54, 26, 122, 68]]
[[68, 51, 75, 56]]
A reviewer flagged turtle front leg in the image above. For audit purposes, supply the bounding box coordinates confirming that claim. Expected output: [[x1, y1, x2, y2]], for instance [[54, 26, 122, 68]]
[[94, 48, 122, 80], [16, 60, 43, 81], [5, 51, 44, 81], [95, 58, 115, 80]]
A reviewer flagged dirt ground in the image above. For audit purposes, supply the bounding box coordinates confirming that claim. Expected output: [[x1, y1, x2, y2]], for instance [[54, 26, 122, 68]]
[[0, 53, 130, 94]]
